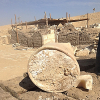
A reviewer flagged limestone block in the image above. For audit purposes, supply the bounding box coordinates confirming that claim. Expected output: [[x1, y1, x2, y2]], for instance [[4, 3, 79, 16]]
[[75, 75, 93, 90], [47, 33, 55, 39], [72, 46, 77, 55], [0, 35, 11, 45], [75, 48, 90, 57], [50, 29, 54, 34], [43, 35, 48, 41]]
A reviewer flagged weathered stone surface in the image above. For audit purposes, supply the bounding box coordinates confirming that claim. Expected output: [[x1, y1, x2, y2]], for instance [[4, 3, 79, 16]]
[[0, 76, 36, 97], [64, 71, 100, 100], [0, 87, 18, 100], [72, 46, 77, 54], [18, 91, 76, 100], [75, 48, 90, 57]]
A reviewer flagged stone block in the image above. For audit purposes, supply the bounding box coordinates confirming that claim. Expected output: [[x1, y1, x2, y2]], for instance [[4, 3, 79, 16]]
[[18, 91, 76, 100], [75, 48, 90, 57], [0, 76, 36, 98], [0, 87, 18, 100]]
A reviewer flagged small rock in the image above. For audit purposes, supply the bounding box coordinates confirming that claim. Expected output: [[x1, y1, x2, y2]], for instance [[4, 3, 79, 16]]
[[90, 49, 96, 53]]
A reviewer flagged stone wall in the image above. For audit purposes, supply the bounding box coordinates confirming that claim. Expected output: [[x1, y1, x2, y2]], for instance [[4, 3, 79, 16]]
[[8, 29, 55, 47], [42, 33, 55, 45], [58, 31, 93, 46]]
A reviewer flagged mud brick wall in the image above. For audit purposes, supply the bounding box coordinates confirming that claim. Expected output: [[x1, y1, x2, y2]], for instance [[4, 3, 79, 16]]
[[8, 30, 17, 44], [79, 33, 93, 45], [64, 24, 76, 32], [18, 32, 29, 47], [32, 31, 42, 47], [58, 32, 79, 46], [58, 31, 94, 46]]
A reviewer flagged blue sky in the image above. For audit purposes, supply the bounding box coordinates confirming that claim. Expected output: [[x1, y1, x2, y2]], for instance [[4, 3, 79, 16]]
[[0, 0, 100, 26]]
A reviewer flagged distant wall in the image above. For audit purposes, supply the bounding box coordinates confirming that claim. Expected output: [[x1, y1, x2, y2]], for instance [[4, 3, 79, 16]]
[[58, 31, 93, 46], [71, 12, 100, 27], [8, 29, 55, 47]]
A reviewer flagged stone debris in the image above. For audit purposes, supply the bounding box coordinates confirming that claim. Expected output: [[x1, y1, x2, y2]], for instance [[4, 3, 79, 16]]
[[0, 87, 18, 100], [0, 76, 36, 98], [75, 48, 90, 57]]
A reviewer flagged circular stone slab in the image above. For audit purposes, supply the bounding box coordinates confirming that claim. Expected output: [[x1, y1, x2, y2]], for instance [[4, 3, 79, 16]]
[[28, 49, 80, 92]]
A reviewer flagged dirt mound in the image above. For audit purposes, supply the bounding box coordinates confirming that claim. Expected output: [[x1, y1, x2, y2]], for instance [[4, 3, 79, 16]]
[[71, 12, 100, 27]]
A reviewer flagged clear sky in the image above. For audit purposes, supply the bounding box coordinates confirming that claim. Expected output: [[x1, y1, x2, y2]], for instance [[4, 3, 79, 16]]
[[0, 0, 100, 26]]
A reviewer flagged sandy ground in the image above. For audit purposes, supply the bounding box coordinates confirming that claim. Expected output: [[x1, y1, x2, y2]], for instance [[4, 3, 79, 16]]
[[0, 44, 36, 81]]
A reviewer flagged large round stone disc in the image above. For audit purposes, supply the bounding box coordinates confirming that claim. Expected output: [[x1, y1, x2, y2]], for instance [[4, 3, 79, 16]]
[[28, 49, 80, 92]]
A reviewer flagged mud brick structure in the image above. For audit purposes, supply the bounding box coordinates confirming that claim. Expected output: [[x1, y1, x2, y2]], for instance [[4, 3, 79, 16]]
[[8, 30, 17, 44], [58, 31, 94, 46], [79, 32, 93, 45], [8, 29, 55, 47], [58, 32, 79, 46], [32, 31, 42, 47], [64, 24, 76, 32]]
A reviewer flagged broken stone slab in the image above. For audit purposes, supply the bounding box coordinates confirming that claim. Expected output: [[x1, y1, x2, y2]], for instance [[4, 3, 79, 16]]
[[90, 49, 96, 53], [72, 46, 77, 55], [0, 76, 36, 98], [75, 48, 90, 57], [0, 87, 18, 100], [75, 75, 93, 90]]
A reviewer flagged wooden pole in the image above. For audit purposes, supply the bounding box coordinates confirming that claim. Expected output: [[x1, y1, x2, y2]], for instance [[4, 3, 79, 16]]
[[87, 13, 89, 28], [50, 13, 51, 20], [11, 19, 12, 27], [26, 21, 27, 29], [66, 12, 68, 23], [44, 12, 46, 19], [16, 24, 19, 43], [45, 12, 48, 27], [69, 14, 70, 21], [21, 21, 22, 28], [34, 16, 36, 21], [15, 14, 16, 24]]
